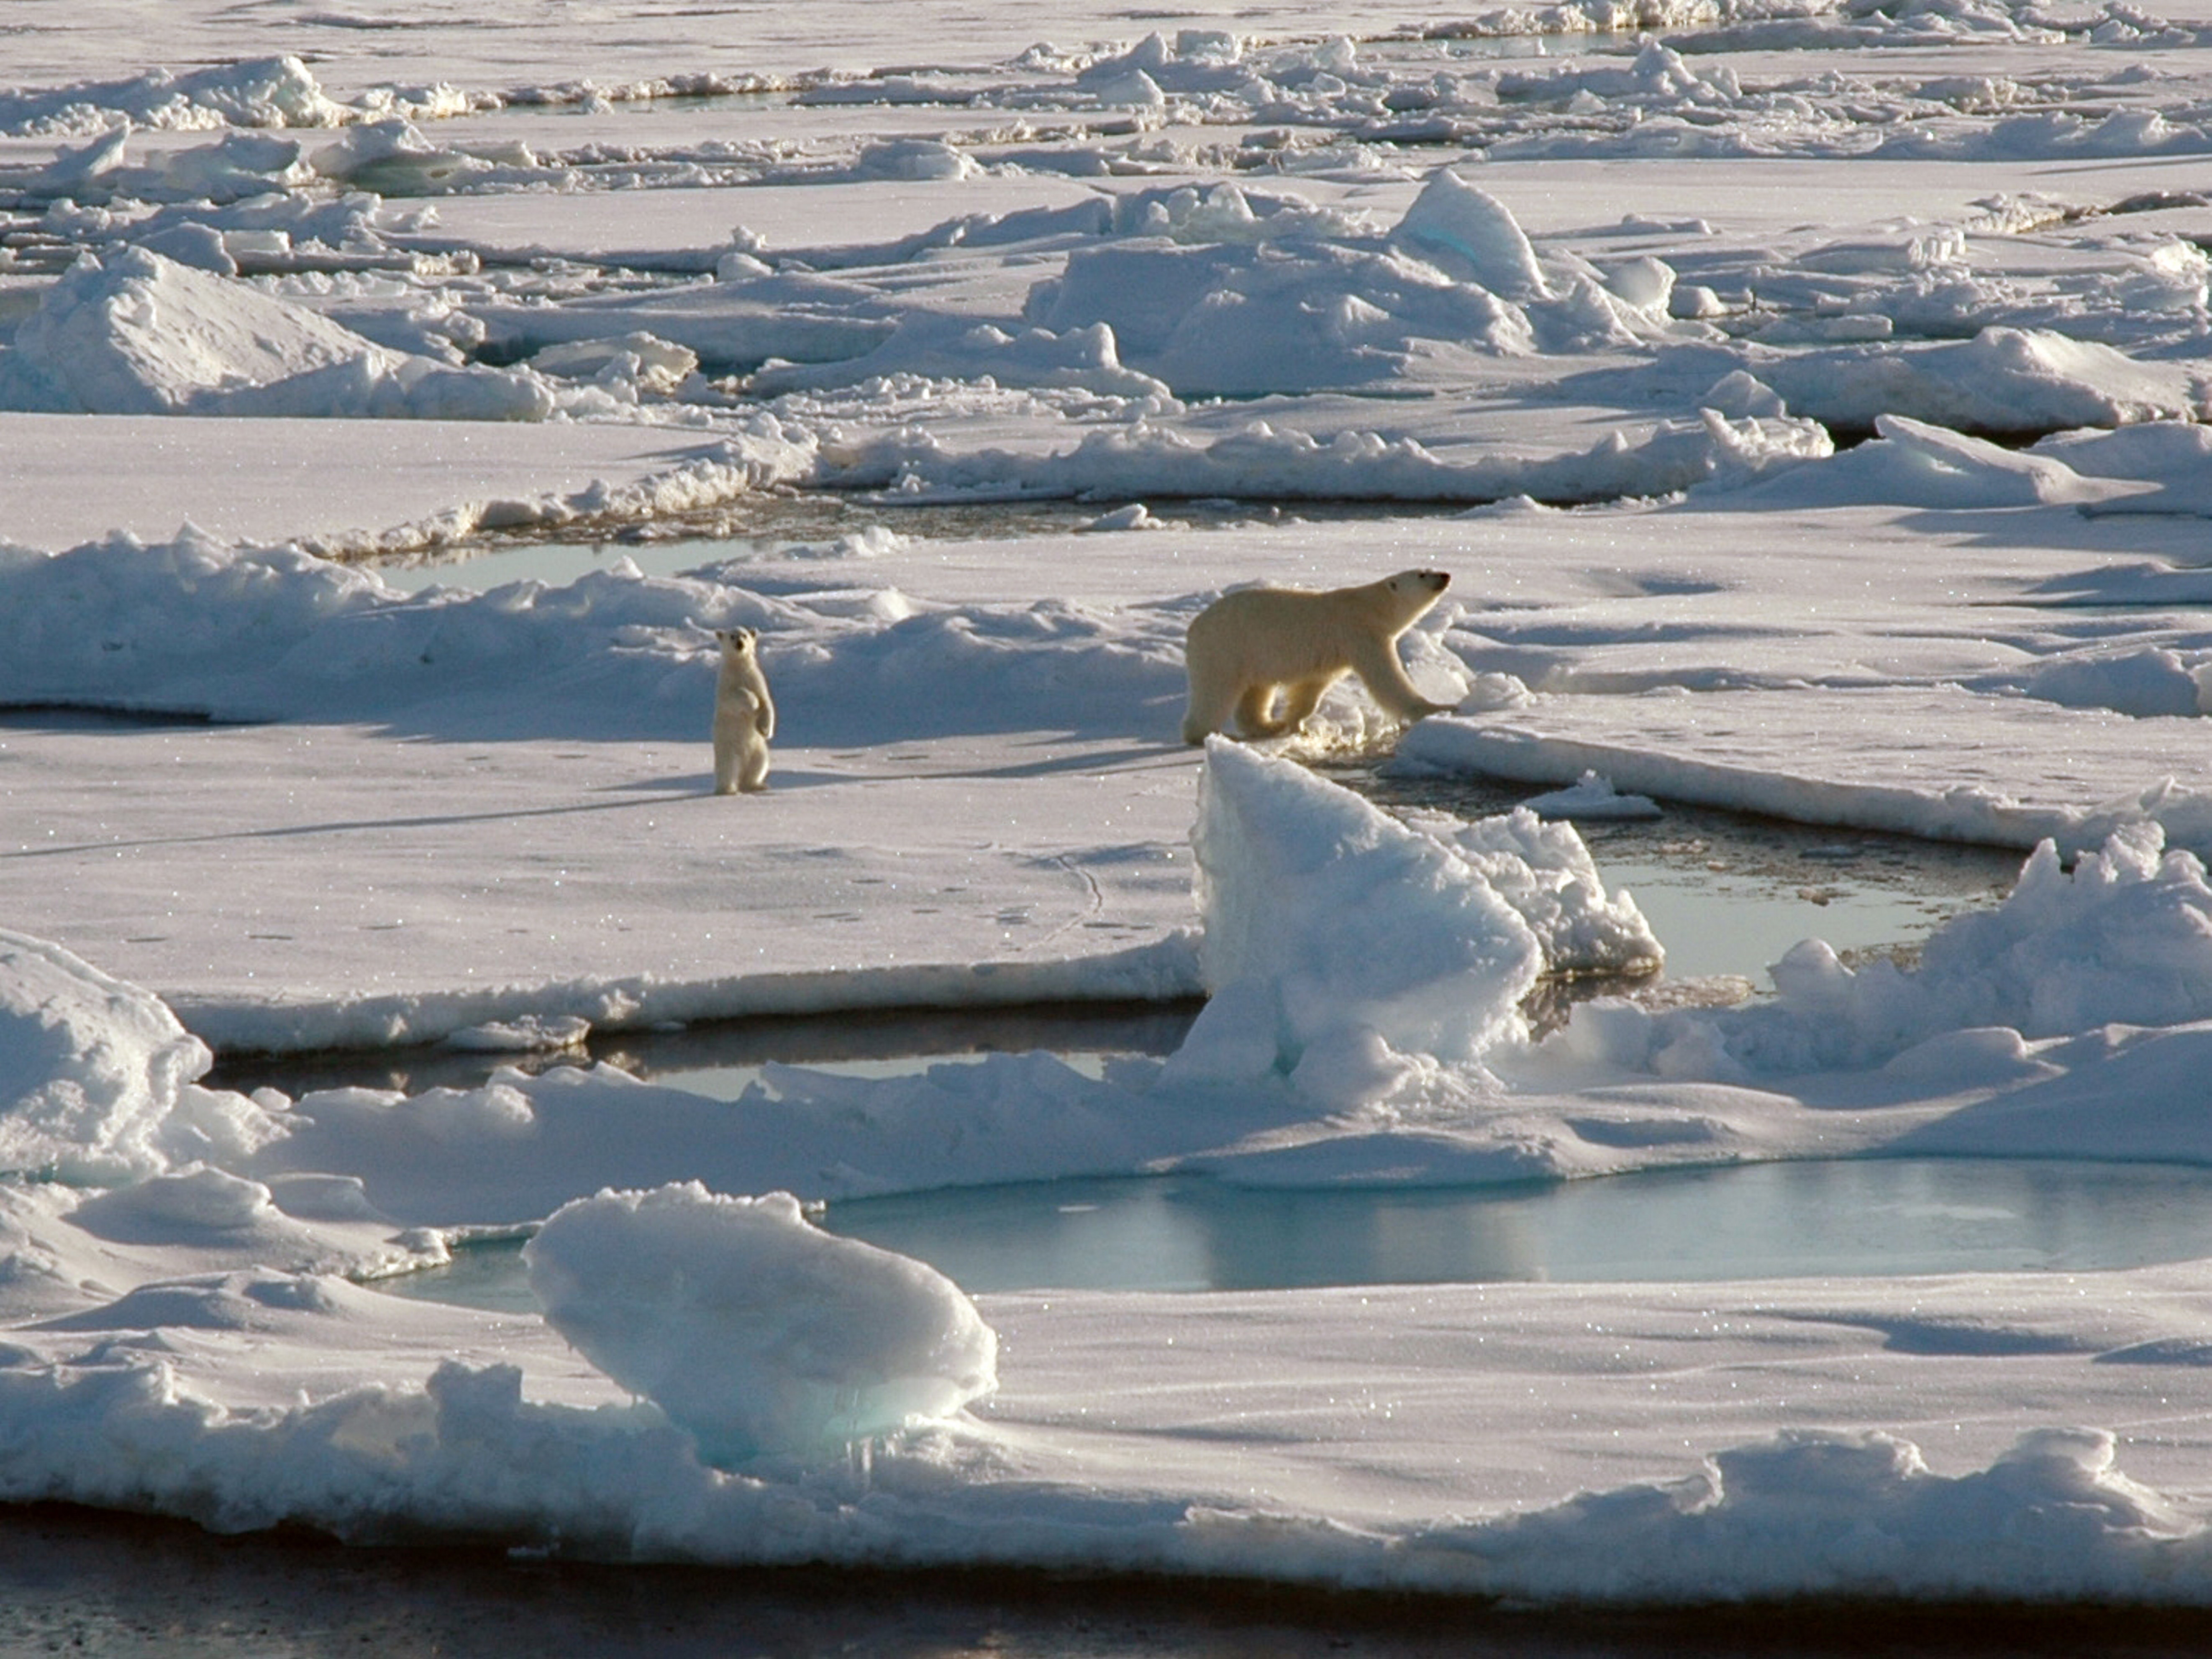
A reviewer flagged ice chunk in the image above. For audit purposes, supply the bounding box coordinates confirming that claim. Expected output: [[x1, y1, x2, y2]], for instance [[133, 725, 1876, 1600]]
[[1399, 802, 1663, 975], [1519, 771, 1664, 823], [1391, 168, 1550, 300], [0, 248, 553, 420], [1564, 822, 2212, 1078], [525, 1183, 997, 1465], [1751, 328, 2204, 436], [528, 333, 698, 397], [1728, 414, 2123, 509], [0, 929, 212, 1183], [1183, 740, 1543, 1083], [445, 1015, 592, 1054]]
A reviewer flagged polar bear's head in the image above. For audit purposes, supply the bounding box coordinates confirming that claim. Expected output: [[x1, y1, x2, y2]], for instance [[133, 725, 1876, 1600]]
[[1388, 569, 1450, 600], [714, 627, 759, 659]]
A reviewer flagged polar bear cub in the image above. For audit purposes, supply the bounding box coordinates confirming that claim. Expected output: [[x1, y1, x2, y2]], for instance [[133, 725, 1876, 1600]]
[[711, 627, 776, 794], [1181, 568, 1455, 744]]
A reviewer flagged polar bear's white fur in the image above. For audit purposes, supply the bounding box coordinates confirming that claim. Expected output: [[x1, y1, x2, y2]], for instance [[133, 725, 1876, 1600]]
[[712, 627, 776, 794], [1181, 568, 1454, 744]]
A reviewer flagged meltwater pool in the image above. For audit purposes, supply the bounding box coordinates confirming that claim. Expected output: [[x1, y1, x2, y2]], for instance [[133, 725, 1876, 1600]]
[[381, 1156, 2212, 1311]]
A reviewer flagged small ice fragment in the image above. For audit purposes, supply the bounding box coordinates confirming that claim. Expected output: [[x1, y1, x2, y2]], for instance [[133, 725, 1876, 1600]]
[[1079, 503, 1157, 532], [445, 1014, 590, 1052], [1521, 771, 1663, 822]]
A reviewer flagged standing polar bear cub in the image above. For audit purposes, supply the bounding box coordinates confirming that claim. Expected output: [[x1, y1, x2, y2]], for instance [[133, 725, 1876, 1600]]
[[1181, 568, 1456, 744], [711, 627, 776, 794]]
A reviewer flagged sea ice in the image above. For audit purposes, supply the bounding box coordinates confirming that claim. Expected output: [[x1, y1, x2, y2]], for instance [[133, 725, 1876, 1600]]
[[0, 248, 555, 420], [0, 928, 228, 1183], [12, 0, 2212, 1609], [524, 1183, 997, 1464]]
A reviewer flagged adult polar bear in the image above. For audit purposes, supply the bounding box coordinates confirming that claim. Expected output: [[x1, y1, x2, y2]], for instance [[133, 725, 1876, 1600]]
[[1181, 568, 1456, 743]]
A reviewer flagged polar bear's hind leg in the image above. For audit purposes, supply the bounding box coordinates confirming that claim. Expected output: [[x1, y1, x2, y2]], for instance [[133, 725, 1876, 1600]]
[[1271, 672, 1342, 735], [1233, 681, 1290, 738], [1181, 663, 1242, 744]]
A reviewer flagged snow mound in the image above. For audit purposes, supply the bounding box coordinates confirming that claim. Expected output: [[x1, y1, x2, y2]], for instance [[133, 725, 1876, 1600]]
[[1391, 167, 1551, 300], [840, 410, 1828, 505], [33, 1267, 341, 1333], [1453, 1426, 2189, 1604], [2026, 647, 2209, 719], [0, 930, 213, 1183], [0, 57, 350, 138], [1751, 327, 2205, 435], [1565, 821, 2212, 1079], [524, 1183, 997, 1464], [0, 248, 553, 420], [0, 525, 1184, 743], [1169, 741, 1658, 1103], [1728, 414, 2134, 509]]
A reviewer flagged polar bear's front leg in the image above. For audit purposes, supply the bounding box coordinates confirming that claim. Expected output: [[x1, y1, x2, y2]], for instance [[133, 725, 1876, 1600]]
[[1346, 636, 1452, 722]]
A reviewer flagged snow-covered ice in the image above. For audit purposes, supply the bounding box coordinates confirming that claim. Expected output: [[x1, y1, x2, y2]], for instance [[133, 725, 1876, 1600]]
[[11, 0, 2212, 1617], [524, 1183, 997, 1465]]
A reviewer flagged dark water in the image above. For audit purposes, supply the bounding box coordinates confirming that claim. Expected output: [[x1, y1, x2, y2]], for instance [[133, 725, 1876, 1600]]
[[5, 1500, 2207, 1659]]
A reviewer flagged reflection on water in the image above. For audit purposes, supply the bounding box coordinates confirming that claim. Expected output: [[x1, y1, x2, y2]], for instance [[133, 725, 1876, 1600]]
[[380, 1158, 2212, 1313], [207, 999, 1200, 1100], [831, 1160, 2212, 1292]]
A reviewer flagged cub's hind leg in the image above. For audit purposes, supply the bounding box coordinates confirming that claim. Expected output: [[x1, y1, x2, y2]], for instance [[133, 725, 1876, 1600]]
[[738, 750, 771, 792], [713, 688, 763, 795]]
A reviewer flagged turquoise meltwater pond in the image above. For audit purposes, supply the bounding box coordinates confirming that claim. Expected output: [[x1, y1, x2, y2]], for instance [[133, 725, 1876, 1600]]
[[379, 1156, 2212, 1311]]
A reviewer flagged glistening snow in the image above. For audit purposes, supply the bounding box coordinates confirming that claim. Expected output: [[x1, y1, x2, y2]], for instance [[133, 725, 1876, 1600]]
[[8, 0, 2212, 1610]]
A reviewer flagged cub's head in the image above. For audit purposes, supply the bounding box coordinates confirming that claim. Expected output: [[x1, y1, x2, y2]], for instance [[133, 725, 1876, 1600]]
[[714, 626, 759, 660], [1389, 569, 1450, 598]]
